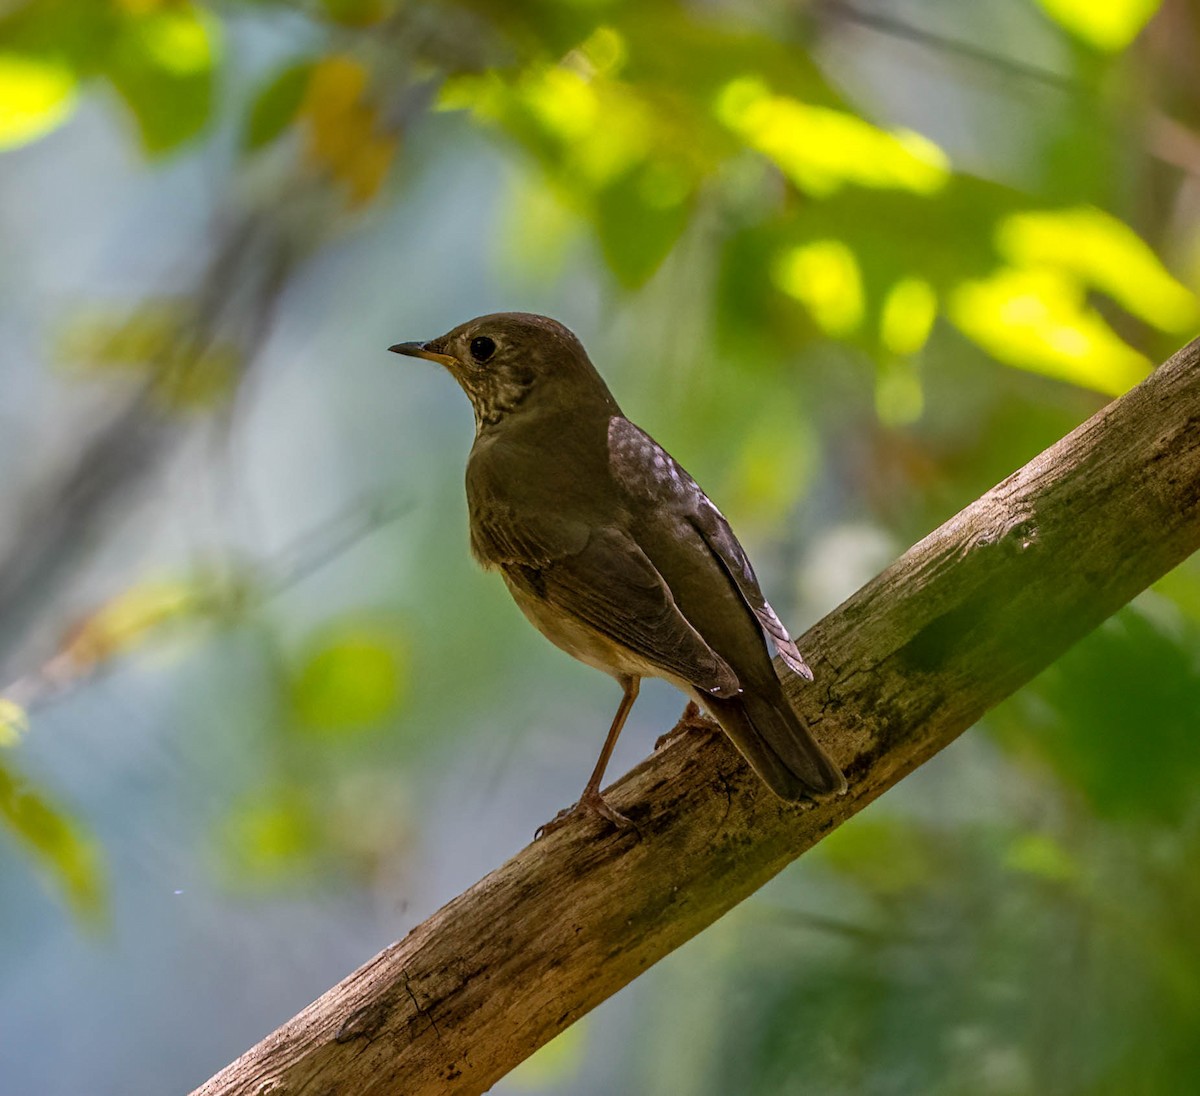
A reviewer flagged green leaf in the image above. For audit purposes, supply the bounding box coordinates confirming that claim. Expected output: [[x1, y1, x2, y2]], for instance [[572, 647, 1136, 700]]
[[105, 3, 218, 156], [0, 759, 106, 925], [219, 789, 320, 884], [593, 166, 693, 288], [290, 620, 407, 733], [242, 59, 315, 153]]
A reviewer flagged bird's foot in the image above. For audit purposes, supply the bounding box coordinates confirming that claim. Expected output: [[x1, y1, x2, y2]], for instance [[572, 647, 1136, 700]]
[[655, 701, 719, 751], [534, 789, 638, 840]]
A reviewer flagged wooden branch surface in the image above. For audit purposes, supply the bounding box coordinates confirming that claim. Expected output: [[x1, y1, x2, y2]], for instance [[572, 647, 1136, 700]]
[[194, 339, 1200, 1096]]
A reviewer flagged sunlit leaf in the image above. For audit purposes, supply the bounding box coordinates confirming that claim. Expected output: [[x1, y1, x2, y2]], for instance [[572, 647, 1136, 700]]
[[443, 62, 653, 189], [1034, 0, 1162, 51], [0, 698, 29, 747], [997, 206, 1198, 332], [949, 266, 1149, 394], [0, 52, 77, 151], [0, 759, 106, 924], [716, 77, 950, 197], [880, 277, 938, 356], [290, 621, 407, 733], [130, 3, 213, 74], [242, 59, 315, 152], [441, 54, 703, 285], [773, 240, 864, 337]]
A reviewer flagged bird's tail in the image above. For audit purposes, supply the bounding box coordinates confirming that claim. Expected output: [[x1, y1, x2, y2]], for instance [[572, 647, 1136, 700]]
[[702, 686, 846, 802]]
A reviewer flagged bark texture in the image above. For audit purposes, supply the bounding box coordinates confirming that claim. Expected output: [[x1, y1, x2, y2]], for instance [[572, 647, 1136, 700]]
[[194, 338, 1200, 1096]]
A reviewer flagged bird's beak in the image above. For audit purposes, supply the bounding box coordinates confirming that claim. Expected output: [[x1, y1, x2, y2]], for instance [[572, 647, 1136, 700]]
[[388, 340, 457, 368]]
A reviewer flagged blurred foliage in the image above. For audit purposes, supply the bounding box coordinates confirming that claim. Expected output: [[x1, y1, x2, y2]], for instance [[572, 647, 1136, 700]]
[[993, 595, 1200, 826], [289, 617, 407, 733], [55, 301, 244, 410], [698, 805, 1200, 1095], [507, 1022, 589, 1091], [3, 0, 1200, 1093], [0, 758, 106, 925], [1034, 0, 1163, 50], [0, 0, 216, 155], [3, 0, 1195, 388]]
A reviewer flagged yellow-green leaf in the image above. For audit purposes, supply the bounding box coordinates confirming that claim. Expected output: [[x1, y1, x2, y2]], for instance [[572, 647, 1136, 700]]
[[1034, 0, 1162, 51], [773, 239, 865, 337], [716, 77, 950, 197], [0, 759, 106, 924], [880, 277, 938, 357], [0, 53, 78, 151], [950, 266, 1149, 395], [997, 206, 1197, 333]]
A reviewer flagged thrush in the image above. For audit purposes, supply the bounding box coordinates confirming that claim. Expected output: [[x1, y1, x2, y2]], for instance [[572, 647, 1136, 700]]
[[390, 312, 846, 834]]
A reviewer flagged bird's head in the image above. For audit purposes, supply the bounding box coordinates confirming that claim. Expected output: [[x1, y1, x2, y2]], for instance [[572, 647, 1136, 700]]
[[390, 312, 616, 429]]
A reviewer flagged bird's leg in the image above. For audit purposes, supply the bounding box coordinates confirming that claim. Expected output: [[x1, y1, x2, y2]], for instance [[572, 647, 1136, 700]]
[[536, 676, 640, 839], [655, 700, 719, 751]]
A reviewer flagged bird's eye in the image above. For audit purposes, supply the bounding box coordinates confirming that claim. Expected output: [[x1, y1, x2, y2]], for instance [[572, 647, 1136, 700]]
[[469, 335, 496, 363]]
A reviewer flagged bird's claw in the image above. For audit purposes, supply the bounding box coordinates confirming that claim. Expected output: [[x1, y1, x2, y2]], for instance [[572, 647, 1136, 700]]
[[655, 701, 719, 751], [534, 789, 639, 840]]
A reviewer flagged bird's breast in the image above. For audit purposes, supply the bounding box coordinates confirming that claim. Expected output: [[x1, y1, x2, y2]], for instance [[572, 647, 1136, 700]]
[[500, 568, 671, 683]]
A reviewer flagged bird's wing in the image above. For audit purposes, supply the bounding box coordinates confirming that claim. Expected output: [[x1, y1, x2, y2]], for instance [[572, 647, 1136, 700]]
[[475, 496, 740, 696], [535, 526, 742, 696], [608, 417, 813, 681]]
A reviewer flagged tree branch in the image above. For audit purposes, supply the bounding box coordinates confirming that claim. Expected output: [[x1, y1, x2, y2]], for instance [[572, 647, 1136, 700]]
[[193, 339, 1200, 1096]]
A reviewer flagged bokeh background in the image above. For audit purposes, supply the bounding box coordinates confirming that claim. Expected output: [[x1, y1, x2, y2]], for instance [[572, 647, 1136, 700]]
[[2, 1, 1200, 1093]]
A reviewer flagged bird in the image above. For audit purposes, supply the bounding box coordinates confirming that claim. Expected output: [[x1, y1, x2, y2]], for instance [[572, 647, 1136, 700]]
[[389, 312, 845, 835]]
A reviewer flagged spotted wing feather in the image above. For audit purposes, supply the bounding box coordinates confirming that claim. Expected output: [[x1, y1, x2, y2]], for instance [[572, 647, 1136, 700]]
[[608, 417, 813, 681]]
